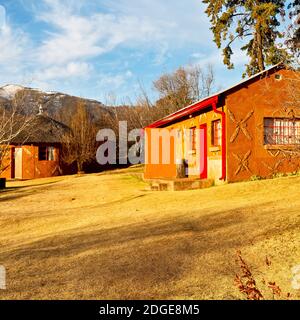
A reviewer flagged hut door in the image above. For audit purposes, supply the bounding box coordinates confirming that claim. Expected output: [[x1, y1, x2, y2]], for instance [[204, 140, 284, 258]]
[[14, 148, 23, 180], [200, 124, 208, 179]]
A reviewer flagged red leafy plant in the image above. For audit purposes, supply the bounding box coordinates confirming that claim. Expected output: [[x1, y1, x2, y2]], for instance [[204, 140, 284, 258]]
[[234, 250, 291, 300]]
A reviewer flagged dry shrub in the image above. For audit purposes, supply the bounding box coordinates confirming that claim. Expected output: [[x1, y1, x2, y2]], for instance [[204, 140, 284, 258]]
[[235, 250, 291, 300]]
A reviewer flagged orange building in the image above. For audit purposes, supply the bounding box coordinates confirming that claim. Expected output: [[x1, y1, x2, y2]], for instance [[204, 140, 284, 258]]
[[144, 65, 300, 189], [0, 112, 70, 180]]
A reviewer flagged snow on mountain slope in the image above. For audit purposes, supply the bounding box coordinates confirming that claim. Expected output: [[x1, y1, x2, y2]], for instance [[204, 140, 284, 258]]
[[0, 84, 25, 99], [0, 84, 109, 118]]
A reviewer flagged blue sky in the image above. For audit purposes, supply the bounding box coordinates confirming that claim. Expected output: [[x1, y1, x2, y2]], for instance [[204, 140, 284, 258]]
[[0, 0, 248, 104]]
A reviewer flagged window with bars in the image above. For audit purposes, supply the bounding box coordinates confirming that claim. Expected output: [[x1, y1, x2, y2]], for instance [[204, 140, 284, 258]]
[[38, 146, 55, 161], [264, 118, 300, 145], [211, 120, 222, 146]]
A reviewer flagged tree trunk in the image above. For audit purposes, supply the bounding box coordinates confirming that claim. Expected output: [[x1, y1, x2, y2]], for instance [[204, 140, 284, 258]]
[[77, 162, 84, 174], [255, 23, 265, 72]]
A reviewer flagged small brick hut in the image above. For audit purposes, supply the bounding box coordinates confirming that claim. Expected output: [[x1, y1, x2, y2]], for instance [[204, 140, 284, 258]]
[[0, 110, 70, 180]]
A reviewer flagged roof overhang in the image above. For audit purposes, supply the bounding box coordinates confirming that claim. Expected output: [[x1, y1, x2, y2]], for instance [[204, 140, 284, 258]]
[[147, 96, 219, 128]]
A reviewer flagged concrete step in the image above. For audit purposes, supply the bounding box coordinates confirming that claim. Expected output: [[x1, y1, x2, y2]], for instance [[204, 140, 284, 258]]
[[145, 178, 214, 191]]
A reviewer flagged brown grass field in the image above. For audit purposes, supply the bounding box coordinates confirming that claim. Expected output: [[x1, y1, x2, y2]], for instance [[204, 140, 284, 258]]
[[0, 166, 300, 300]]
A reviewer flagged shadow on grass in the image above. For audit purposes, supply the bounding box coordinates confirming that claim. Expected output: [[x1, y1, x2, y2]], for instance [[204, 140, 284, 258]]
[[1, 196, 298, 299], [0, 180, 63, 202], [0, 204, 286, 299]]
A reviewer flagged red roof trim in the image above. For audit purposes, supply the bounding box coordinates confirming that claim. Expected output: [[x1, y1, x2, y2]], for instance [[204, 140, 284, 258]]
[[147, 96, 219, 128]]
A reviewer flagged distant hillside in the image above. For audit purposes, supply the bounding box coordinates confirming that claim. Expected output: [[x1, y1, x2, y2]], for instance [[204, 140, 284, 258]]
[[0, 84, 160, 129], [0, 84, 114, 123]]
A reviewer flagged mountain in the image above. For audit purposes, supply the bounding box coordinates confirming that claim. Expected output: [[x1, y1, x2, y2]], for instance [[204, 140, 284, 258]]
[[0, 85, 25, 100], [0, 84, 113, 123]]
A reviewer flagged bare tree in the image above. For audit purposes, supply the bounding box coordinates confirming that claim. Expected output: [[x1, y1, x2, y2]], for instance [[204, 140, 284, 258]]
[[90, 65, 216, 133], [61, 101, 98, 173], [0, 94, 33, 178], [153, 64, 215, 115]]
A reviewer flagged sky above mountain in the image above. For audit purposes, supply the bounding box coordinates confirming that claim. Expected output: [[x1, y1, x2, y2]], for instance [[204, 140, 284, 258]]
[[0, 0, 248, 104]]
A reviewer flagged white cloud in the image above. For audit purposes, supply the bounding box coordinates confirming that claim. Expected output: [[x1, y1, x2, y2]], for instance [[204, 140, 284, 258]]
[[0, 0, 245, 101], [103, 0, 212, 44], [35, 0, 213, 67], [36, 0, 159, 66], [96, 70, 133, 91], [0, 5, 29, 73], [37, 62, 93, 81], [190, 45, 249, 71], [153, 43, 171, 66]]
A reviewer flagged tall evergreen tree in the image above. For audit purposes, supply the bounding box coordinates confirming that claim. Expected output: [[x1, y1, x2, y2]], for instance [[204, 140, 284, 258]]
[[202, 0, 294, 76], [287, 0, 300, 56]]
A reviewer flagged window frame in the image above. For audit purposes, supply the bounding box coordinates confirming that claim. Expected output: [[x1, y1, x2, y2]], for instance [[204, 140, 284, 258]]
[[264, 117, 300, 146], [211, 119, 222, 147], [38, 146, 55, 161]]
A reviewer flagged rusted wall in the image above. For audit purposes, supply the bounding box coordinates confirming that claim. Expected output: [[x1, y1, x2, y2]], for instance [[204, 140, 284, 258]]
[[226, 69, 300, 182]]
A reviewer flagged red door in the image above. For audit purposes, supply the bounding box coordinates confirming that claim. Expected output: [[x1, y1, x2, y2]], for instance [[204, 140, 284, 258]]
[[200, 124, 208, 179]]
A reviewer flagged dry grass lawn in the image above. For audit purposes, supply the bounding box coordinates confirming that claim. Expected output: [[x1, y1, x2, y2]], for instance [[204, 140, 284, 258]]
[[0, 166, 300, 300]]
